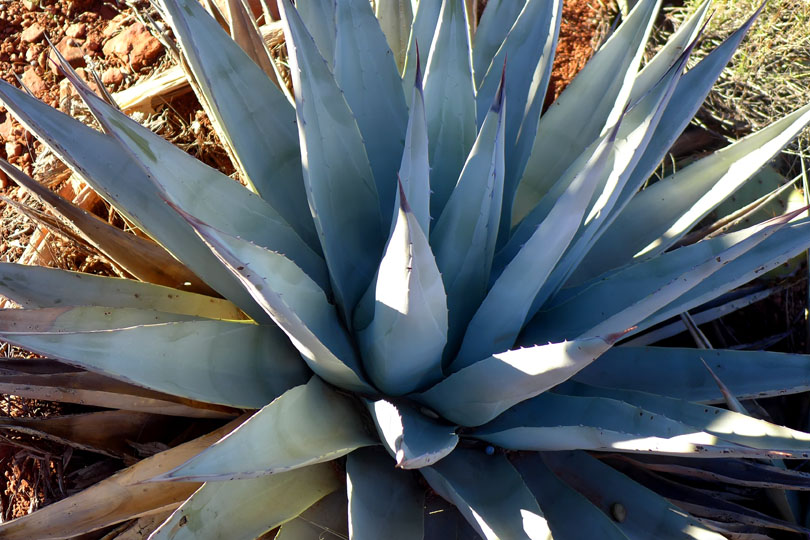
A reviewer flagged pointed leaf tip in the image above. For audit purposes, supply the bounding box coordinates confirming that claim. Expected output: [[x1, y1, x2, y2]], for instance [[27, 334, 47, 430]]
[[397, 177, 413, 213], [492, 60, 506, 114], [415, 40, 423, 88]]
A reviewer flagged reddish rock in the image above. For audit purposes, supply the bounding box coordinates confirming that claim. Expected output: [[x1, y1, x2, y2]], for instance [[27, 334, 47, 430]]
[[75, 68, 101, 95], [58, 70, 104, 111], [49, 36, 86, 74], [57, 78, 74, 110], [102, 23, 163, 71], [85, 31, 102, 52], [66, 0, 93, 15], [21, 67, 46, 97], [102, 14, 127, 38], [24, 46, 37, 64], [66, 22, 87, 39], [5, 142, 22, 158], [101, 67, 124, 86], [20, 23, 44, 44], [0, 116, 14, 141]]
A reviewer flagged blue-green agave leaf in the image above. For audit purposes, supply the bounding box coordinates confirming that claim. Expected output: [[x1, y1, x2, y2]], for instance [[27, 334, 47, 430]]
[[0, 81, 274, 322], [402, 0, 441, 104], [347, 447, 425, 540], [90, 110, 324, 289], [454, 124, 617, 370], [528, 54, 692, 286], [359, 188, 446, 395], [472, 0, 527, 87], [543, 451, 725, 539], [498, 34, 699, 282], [158, 377, 375, 482], [280, 0, 385, 322], [574, 4, 769, 286], [421, 448, 550, 540], [296, 0, 337, 68], [334, 0, 408, 220], [375, 0, 413, 72], [476, 0, 562, 243], [581, 101, 810, 279], [511, 454, 629, 540], [150, 463, 340, 540], [575, 347, 810, 404], [524, 212, 802, 344], [472, 392, 792, 458], [399, 58, 431, 234], [0, 263, 242, 320], [159, 0, 318, 251], [494, 122, 617, 277], [417, 337, 612, 427], [554, 46, 691, 266], [476, 0, 559, 125], [629, 0, 710, 102], [53, 43, 325, 274], [567, 225, 810, 326], [0, 305, 197, 329], [514, 44, 694, 319], [563, 383, 810, 458], [176, 209, 373, 394], [367, 398, 458, 469], [636, 221, 810, 336], [431, 74, 505, 356], [513, 0, 660, 224], [423, 0, 477, 219], [0, 310, 307, 409], [274, 490, 349, 540]]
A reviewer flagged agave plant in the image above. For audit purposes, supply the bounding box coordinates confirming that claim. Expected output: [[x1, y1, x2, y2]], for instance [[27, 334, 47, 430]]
[[0, 0, 810, 538]]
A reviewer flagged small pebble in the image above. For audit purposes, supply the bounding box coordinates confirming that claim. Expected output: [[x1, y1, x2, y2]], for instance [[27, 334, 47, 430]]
[[5, 142, 22, 158]]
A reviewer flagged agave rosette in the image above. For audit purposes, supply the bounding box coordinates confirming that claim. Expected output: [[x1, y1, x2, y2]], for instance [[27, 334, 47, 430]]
[[0, 0, 810, 538]]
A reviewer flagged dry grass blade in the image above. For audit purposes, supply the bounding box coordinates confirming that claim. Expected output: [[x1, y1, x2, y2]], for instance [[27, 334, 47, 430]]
[[0, 415, 248, 539], [224, 0, 286, 90], [673, 174, 803, 248], [0, 367, 240, 419], [1, 195, 122, 271], [0, 410, 167, 458], [0, 160, 218, 296], [201, 0, 230, 29], [98, 511, 174, 540]]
